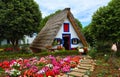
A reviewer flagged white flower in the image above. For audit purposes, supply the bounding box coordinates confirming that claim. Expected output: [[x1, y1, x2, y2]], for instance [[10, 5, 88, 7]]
[[9, 68, 21, 76], [78, 49, 84, 53], [46, 64, 53, 68]]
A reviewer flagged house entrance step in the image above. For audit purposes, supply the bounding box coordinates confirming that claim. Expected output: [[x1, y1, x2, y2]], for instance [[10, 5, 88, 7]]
[[77, 66, 91, 70], [67, 71, 84, 77], [72, 69, 87, 73], [80, 62, 92, 64], [79, 64, 92, 67]]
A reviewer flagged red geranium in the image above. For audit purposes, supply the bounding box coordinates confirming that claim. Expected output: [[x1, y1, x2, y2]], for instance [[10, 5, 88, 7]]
[[2, 61, 10, 69], [46, 70, 55, 77], [35, 74, 44, 77]]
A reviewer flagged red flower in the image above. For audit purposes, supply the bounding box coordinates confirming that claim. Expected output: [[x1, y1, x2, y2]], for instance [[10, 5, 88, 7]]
[[46, 70, 55, 77], [35, 74, 44, 77], [2, 61, 10, 69]]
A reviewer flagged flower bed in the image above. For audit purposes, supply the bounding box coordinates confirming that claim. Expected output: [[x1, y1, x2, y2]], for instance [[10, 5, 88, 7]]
[[0, 55, 82, 77]]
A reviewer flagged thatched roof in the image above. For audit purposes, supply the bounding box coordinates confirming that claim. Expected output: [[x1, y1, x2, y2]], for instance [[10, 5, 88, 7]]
[[30, 8, 88, 50]]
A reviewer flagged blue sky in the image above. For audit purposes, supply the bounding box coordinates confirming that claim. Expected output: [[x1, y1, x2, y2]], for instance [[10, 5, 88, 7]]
[[34, 0, 111, 27]]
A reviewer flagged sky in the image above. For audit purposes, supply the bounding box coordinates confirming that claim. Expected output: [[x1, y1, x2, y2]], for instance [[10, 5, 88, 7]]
[[34, 0, 111, 27]]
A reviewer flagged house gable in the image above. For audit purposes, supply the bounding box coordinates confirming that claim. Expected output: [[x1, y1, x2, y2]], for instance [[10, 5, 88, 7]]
[[55, 18, 83, 49]]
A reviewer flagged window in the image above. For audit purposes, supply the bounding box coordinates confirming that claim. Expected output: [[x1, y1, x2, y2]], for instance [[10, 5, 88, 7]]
[[72, 38, 79, 45], [53, 38, 62, 45], [64, 23, 69, 32]]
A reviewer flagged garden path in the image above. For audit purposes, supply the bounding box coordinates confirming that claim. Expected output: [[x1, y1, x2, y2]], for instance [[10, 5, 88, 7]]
[[60, 55, 96, 77]]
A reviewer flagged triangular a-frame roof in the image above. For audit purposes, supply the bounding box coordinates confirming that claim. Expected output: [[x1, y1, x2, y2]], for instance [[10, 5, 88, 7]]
[[30, 8, 88, 50]]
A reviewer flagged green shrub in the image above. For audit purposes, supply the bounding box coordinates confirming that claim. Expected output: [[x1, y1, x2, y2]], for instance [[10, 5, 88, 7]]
[[104, 54, 110, 62], [96, 41, 112, 54], [52, 50, 79, 56], [0, 49, 80, 60], [0, 44, 12, 48], [88, 48, 97, 59], [116, 50, 120, 57]]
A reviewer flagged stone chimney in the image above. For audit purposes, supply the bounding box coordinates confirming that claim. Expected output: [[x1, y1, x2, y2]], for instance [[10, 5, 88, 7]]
[[64, 8, 70, 11]]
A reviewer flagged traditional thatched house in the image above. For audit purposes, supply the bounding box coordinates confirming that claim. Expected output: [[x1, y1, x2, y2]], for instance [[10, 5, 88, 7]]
[[30, 8, 88, 51]]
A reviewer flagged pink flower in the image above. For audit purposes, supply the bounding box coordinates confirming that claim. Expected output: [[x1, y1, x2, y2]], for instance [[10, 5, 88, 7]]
[[39, 57, 46, 62], [63, 56, 71, 63], [61, 65, 70, 73], [23, 59, 29, 64], [26, 63, 31, 68], [31, 66, 38, 73], [42, 66, 50, 72], [52, 66, 60, 75]]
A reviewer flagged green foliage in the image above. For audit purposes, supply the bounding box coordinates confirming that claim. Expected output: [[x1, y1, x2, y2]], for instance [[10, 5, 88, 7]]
[[0, 50, 79, 61], [0, 44, 12, 48], [52, 50, 79, 56], [96, 41, 112, 53], [0, 67, 4, 75], [90, 0, 120, 43], [0, 0, 42, 50], [116, 50, 120, 57], [88, 48, 97, 59], [97, 69, 109, 77], [104, 54, 110, 62], [82, 24, 96, 47], [96, 60, 103, 65], [75, 18, 82, 29]]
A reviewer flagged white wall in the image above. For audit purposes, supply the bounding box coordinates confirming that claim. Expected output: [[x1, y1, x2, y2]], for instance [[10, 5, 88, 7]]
[[0, 34, 37, 45], [24, 35, 36, 44], [1, 40, 7, 45], [55, 18, 83, 49], [21, 33, 37, 44]]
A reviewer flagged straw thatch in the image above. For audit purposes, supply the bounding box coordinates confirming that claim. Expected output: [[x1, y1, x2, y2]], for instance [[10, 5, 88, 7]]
[[30, 8, 88, 50]]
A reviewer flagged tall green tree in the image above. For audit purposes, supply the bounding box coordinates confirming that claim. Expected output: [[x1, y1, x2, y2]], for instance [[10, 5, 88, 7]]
[[75, 18, 82, 29], [82, 23, 96, 47], [91, 0, 120, 43], [0, 0, 42, 50]]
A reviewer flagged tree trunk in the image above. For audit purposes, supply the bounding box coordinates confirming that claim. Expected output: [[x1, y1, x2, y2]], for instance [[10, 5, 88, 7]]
[[117, 42, 120, 51], [10, 39, 19, 51]]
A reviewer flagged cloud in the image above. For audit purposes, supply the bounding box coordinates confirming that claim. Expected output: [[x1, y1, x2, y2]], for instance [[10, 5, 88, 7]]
[[34, 0, 111, 26]]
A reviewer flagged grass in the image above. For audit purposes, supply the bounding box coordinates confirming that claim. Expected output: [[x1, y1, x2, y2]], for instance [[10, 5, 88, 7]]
[[90, 57, 120, 77]]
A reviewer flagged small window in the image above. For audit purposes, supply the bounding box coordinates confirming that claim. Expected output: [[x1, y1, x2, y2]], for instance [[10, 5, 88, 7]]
[[72, 38, 79, 45], [64, 23, 69, 32], [53, 38, 62, 45]]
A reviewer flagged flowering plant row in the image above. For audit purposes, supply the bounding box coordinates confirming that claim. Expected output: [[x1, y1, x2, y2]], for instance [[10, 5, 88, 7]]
[[0, 55, 82, 77]]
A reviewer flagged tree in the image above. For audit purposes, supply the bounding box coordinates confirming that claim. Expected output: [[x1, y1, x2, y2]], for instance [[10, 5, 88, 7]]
[[82, 23, 96, 47], [75, 18, 82, 29], [0, 0, 42, 50], [91, 0, 120, 43]]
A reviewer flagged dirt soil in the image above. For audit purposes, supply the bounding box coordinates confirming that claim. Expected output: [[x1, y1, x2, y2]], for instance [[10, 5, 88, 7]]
[[90, 58, 120, 77]]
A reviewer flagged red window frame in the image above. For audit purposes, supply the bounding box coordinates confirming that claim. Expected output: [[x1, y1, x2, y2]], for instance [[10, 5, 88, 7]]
[[63, 23, 69, 32]]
